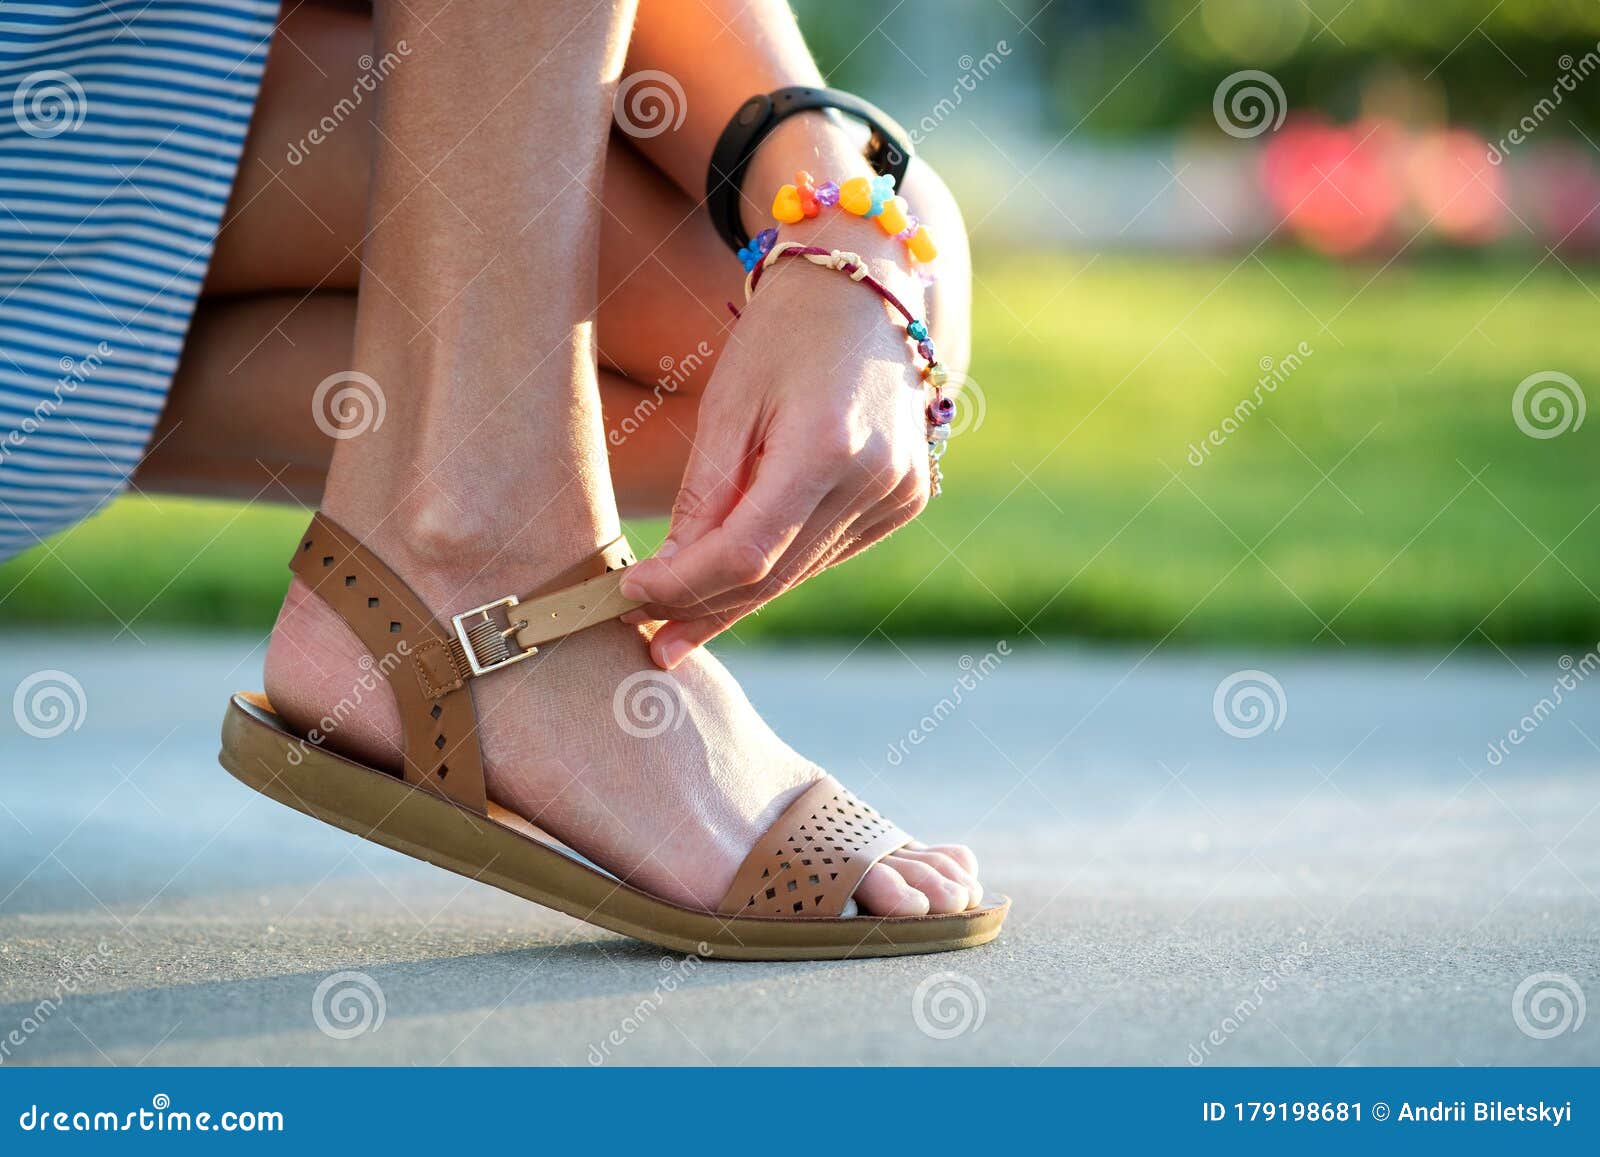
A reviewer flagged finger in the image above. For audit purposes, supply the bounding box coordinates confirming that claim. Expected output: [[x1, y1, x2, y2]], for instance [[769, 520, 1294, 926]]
[[647, 608, 743, 669], [643, 505, 868, 666], [625, 484, 869, 623], [624, 403, 754, 591], [632, 461, 923, 645], [783, 465, 930, 587], [621, 446, 835, 612]]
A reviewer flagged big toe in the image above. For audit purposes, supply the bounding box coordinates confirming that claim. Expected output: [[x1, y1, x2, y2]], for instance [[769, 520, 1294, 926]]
[[897, 846, 983, 909], [883, 853, 971, 914], [854, 861, 931, 916]]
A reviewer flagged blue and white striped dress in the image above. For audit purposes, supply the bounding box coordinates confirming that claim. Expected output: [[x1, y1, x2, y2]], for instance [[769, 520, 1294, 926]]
[[0, 0, 279, 562]]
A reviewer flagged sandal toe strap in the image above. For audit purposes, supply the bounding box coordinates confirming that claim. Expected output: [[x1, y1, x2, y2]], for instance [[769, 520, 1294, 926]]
[[717, 776, 911, 918]]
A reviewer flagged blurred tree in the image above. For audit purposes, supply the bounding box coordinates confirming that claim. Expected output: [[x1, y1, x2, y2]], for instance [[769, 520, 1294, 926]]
[[797, 0, 1600, 141]]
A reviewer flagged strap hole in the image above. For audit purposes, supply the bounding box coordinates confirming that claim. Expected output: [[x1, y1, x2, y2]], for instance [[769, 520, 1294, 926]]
[[389, 621, 402, 634], [434, 735, 447, 750], [437, 764, 448, 779], [322, 556, 334, 567], [368, 597, 380, 609], [345, 575, 357, 587], [430, 705, 442, 720]]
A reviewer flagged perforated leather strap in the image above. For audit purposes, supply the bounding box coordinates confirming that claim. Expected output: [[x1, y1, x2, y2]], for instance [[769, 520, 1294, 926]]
[[288, 513, 640, 815], [717, 776, 913, 918]]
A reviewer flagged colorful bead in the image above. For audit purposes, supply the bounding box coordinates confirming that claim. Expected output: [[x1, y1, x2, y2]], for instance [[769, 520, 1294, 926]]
[[876, 195, 910, 236], [928, 424, 951, 444], [928, 392, 956, 426], [865, 174, 896, 218], [838, 175, 873, 215], [916, 338, 936, 361], [794, 171, 821, 219], [906, 225, 938, 263], [893, 214, 920, 241], [772, 183, 805, 224], [906, 319, 929, 342], [816, 179, 840, 207], [737, 227, 778, 272], [925, 362, 949, 388]]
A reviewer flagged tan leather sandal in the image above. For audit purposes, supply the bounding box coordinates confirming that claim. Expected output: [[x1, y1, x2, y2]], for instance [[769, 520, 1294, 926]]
[[218, 514, 1008, 961]]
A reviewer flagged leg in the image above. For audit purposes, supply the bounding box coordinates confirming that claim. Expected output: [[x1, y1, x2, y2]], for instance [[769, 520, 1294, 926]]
[[140, 292, 701, 513], [170, 0, 733, 513], [252, 0, 980, 917]]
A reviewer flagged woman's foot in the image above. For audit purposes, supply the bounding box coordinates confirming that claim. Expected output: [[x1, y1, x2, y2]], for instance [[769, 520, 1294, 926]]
[[263, 573, 983, 918]]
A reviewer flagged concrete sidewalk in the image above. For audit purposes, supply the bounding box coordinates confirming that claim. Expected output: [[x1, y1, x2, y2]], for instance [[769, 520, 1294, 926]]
[[1, 634, 1596, 1066]]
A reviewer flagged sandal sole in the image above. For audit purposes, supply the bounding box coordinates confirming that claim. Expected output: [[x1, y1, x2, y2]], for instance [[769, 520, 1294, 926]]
[[218, 693, 1008, 961]]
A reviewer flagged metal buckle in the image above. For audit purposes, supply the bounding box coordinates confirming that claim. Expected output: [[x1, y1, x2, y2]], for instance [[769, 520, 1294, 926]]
[[450, 596, 537, 677]]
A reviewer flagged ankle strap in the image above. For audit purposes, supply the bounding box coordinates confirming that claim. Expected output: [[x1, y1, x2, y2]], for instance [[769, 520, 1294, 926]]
[[288, 513, 640, 814]]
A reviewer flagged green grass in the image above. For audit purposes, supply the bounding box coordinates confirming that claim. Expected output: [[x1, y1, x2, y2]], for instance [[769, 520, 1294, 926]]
[[4, 251, 1597, 647]]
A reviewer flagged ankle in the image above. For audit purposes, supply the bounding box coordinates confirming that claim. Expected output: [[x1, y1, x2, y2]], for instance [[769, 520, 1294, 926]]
[[320, 487, 620, 617]]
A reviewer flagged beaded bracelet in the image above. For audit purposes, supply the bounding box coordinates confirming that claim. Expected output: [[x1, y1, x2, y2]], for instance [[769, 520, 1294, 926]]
[[736, 170, 939, 275], [735, 240, 955, 497]]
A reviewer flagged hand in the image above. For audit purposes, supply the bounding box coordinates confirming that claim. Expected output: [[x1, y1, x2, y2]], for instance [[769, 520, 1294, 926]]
[[618, 220, 941, 668]]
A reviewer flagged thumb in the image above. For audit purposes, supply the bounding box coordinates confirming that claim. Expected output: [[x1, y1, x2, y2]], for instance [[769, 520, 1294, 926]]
[[624, 405, 751, 595]]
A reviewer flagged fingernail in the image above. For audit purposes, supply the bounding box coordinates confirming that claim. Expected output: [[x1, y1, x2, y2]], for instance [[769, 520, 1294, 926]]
[[656, 538, 679, 559], [619, 610, 649, 625], [656, 639, 691, 669], [619, 572, 647, 601]]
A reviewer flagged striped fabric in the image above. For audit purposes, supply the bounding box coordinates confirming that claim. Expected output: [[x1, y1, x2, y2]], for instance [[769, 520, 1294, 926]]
[[0, 0, 279, 561]]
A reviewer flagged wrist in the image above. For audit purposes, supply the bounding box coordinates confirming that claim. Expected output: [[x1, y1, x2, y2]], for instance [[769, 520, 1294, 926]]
[[739, 111, 873, 239], [740, 119, 926, 300]]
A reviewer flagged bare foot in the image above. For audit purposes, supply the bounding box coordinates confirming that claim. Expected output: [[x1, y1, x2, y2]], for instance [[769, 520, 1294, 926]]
[[263, 574, 982, 917]]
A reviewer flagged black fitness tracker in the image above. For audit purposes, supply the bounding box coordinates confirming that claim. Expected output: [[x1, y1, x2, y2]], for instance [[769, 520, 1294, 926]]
[[706, 85, 915, 254]]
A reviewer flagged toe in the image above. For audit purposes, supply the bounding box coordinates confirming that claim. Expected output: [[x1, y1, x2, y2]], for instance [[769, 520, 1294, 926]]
[[922, 841, 979, 878], [896, 847, 983, 909], [885, 853, 969, 914], [854, 861, 931, 917]]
